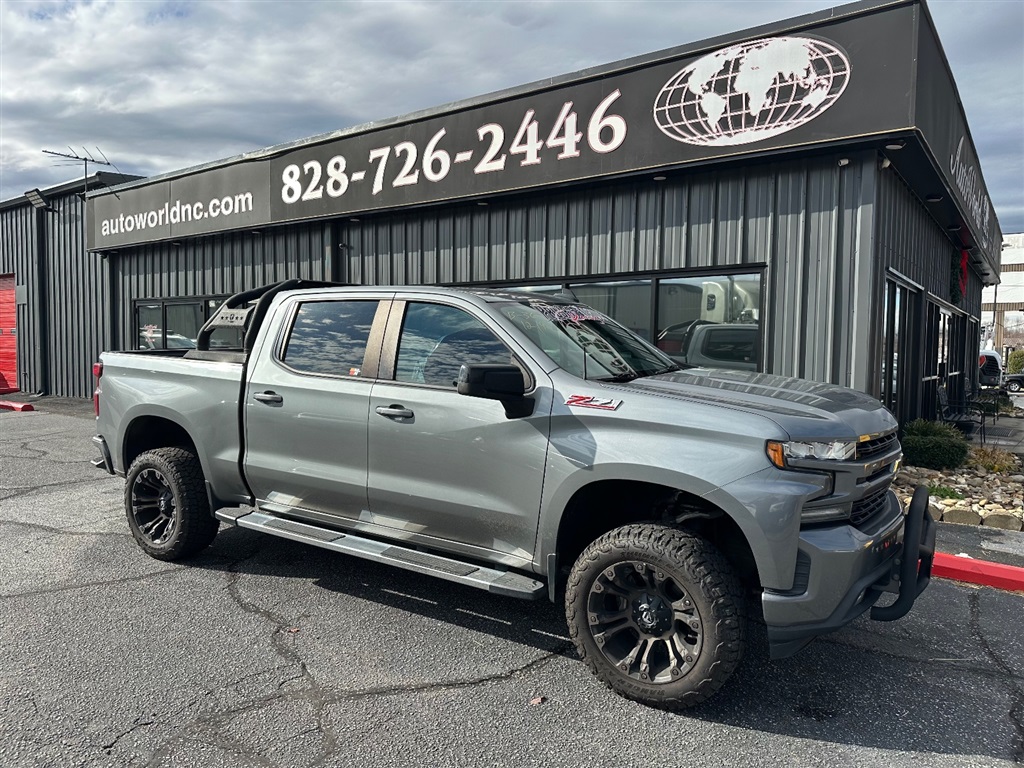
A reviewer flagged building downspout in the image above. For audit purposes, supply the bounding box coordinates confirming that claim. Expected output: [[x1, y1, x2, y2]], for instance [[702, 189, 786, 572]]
[[33, 206, 50, 395]]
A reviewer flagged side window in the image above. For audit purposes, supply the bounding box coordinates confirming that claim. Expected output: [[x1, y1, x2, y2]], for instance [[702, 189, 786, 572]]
[[395, 303, 511, 387], [281, 300, 380, 376]]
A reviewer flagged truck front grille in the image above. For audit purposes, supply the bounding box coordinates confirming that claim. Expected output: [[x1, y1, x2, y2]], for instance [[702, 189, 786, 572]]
[[857, 432, 899, 461], [850, 489, 890, 527]]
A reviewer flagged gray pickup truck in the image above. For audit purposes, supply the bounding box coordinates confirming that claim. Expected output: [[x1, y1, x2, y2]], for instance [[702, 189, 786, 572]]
[[93, 279, 934, 709]]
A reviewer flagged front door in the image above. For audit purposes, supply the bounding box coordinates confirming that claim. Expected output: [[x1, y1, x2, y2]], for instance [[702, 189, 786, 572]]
[[366, 298, 552, 564]]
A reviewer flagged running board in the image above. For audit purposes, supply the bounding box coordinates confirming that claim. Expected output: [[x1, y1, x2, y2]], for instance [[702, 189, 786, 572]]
[[215, 509, 546, 600]]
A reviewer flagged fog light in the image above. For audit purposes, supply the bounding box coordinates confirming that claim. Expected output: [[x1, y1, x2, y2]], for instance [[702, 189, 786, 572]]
[[800, 504, 852, 524]]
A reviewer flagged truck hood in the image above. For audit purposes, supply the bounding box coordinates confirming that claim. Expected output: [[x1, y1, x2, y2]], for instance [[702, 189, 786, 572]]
[[618, 368, 897, 440]]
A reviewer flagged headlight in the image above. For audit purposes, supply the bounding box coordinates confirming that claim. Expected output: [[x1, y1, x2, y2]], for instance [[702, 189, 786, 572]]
[[766, 439, 856, 468]]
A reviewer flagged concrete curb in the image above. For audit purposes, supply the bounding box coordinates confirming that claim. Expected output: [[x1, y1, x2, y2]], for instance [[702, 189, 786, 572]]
[[933, 552, 1024, 592], [0, 401, 34, 411]]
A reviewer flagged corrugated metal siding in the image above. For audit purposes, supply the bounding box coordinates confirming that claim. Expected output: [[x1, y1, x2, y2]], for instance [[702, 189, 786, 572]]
[[339, 153, 874, 386], [876, 167, 959, 300], [0, 190, 111, 398], [46, 191, 111, 398], [115, 222, 331, 345], [0, 203, 40, 393]]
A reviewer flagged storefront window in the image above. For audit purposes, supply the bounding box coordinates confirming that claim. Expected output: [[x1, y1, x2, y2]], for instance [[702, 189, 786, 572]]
[[165, 303, 203, 347], [570, 280, 652, 339], [134, 296, 230, 350], [494, 271, 763, 371], [137, 304, 163, 349], [655, 273, 761, 370]]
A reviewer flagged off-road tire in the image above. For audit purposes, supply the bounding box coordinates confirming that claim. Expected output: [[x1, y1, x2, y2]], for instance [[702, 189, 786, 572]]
[[125, 448, 218, 561], [565, 524, 745, 709]]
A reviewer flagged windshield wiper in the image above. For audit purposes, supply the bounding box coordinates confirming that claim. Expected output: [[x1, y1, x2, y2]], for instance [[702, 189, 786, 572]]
[[596, 372, 641, 383], [597, 365, 681, 383]]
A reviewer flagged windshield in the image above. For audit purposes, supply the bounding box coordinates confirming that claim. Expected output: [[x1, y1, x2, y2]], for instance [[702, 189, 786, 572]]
[[497, 300, 679, 381]]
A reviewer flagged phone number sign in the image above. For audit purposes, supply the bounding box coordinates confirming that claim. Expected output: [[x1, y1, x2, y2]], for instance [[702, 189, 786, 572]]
[[268, 83, 640, 222]]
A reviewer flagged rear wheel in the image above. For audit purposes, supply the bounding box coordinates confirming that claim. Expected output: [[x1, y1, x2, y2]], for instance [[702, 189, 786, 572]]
[[565, 524, 745, 709], [1007, 380, 1021, 393], [125, 448, 218, 560]]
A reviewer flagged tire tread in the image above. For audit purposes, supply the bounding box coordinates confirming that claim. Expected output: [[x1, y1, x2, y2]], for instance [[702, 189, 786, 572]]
[[565, 523, 745, 709]]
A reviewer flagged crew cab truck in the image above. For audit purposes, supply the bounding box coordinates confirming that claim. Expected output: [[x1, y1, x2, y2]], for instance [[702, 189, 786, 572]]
[[92, 279, 934, 709]]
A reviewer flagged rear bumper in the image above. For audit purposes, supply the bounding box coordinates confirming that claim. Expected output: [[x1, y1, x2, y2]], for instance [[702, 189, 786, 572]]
[[764, 485, 934, 659], [91, 435, 115, 475]]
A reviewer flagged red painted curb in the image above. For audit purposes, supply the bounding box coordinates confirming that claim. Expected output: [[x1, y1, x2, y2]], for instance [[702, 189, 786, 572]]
[[0, 401, 34, 412], [933, 552, 1024, 592]]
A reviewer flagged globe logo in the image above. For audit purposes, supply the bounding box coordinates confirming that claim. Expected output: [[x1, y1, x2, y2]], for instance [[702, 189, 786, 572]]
[[653, 36, 851, 147]]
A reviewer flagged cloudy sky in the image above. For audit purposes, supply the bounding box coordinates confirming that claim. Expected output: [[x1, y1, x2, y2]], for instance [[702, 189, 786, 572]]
[[1, 0, 1022, 232]]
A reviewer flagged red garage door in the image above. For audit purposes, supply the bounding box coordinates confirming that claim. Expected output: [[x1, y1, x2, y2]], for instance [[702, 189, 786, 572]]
[[0, 274, 17, 393]]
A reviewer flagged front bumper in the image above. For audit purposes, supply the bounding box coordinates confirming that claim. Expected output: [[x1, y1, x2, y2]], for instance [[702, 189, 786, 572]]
[[764, 485, 934, 659]]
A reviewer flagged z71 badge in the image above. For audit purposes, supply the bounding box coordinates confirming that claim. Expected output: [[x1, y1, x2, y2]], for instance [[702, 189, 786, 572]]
[[566, 395, 623, 411]]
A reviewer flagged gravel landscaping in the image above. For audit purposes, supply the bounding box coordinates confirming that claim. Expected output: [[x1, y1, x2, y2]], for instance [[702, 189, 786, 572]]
[[893, 416, 1024, 531]]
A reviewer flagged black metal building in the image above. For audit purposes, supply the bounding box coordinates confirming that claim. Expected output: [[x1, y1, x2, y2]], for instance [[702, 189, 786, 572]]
[[0, 0, 1002, 424]]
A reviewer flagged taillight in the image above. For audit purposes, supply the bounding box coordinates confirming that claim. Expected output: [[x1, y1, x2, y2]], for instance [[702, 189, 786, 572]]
[[92, 362, 103, 417]]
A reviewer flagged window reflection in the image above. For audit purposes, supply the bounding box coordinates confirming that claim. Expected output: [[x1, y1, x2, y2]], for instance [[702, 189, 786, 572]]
[[570, 281, 651, 339], [656, 274, 761, 370], [282, 300, 379, 376], [396, 303, 512, 387]]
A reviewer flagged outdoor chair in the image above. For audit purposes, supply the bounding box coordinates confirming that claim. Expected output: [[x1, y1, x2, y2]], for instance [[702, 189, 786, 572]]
[[969, 385, 1005, 424], [937, 384, 986, 443]]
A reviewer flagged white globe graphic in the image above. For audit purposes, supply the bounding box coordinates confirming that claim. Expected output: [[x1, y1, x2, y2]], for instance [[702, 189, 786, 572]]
[[654, 36, 851, 147]]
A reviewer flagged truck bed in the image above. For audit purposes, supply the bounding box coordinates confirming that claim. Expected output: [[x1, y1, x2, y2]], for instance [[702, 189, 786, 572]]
[[97, 350, 249, 504]]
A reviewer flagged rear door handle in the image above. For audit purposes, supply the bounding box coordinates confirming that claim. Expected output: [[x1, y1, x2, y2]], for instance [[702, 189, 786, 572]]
[[253, 391, 284, 404], [375, 405, 414, 419]]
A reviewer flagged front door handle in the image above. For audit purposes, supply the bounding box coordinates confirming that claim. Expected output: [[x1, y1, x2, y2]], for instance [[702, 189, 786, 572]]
[[253, 391, 284, 405], [375, 404, 414, 419]]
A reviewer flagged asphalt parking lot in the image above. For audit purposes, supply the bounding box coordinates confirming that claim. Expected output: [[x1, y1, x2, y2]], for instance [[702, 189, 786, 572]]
[[1, 403, 1022, 767]]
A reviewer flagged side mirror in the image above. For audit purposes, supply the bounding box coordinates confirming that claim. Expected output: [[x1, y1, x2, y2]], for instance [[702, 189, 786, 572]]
[[457, 364, 533, 418]]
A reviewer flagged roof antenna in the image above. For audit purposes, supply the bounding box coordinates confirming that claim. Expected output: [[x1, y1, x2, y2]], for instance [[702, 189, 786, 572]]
[[42, 147, 114, 250]]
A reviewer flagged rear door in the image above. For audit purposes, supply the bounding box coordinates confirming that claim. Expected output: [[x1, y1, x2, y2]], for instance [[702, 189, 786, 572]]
[[365, 296, 553, 564], [243, 292, 393, 521]]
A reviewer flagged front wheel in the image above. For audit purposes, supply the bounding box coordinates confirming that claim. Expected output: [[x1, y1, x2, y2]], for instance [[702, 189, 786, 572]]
[[125, 448, 219, 561], [1007, 380, 1021, 393], [565, 524, 745, 709]]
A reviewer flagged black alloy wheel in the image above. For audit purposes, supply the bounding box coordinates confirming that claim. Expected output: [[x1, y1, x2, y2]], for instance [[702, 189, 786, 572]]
[[130, 467, 178, 546], [587, 560, 703, 684]]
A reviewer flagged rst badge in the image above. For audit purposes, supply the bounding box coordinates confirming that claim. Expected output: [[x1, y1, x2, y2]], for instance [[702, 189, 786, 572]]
[[566, 394, 623, 411]]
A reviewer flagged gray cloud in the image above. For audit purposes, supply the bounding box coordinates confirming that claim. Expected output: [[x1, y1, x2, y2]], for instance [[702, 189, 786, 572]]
[[1, 0, 1021, 232]]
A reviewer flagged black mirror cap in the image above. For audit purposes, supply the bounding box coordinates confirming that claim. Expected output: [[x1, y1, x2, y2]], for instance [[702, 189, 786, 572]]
[[458, 364, 526, 399]]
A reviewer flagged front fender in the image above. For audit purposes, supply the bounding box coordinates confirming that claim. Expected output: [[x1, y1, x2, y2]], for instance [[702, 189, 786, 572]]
[[535, 462, 828, 591]]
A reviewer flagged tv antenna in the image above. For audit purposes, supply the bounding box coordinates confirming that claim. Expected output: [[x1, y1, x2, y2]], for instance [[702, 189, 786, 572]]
[[42, 147, 115, 250]]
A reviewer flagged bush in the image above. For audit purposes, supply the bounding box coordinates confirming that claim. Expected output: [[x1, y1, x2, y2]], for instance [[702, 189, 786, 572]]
[[1008, 349, 1024, 375], [902, 418, 963, 440], [901, 419, 969, 470]]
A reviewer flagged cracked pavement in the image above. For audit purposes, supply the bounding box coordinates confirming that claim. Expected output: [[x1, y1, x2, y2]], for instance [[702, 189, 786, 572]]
[[1, 403, 1023, 767]]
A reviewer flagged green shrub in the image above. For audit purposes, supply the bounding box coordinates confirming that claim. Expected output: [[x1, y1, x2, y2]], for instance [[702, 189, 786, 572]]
[[1008, 349, 1024, 375], [901, 419, 969, 470], [902, 435, 969, 470], [902, 418, 964, 440]]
